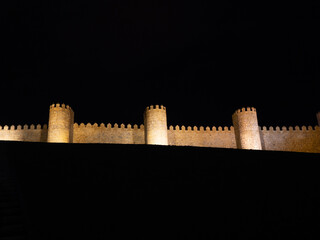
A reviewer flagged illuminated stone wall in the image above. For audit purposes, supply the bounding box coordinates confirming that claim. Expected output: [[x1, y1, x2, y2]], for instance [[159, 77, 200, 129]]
[[0, 123, 319, 153], [167, 125, 237, 148], [71, 123, 236, 148], [232, 107, 262, 150], [260, 126, 320, 153], [0, 104, 319, 153], [71, 124, 320, 153], [72, 123, 145, 144], [0, 124, 48, 142], [144, 105, 168, 145], [47, 104, 74, 143]]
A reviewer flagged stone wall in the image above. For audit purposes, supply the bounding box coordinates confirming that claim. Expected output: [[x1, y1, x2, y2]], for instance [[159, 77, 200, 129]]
[[72, 123, 320, 153], [144, 105, 168, 145], [167, 125, 237, 148], [232, 107, 262, 150], [0, 124, 48, 142], [72, 123, 237, 148], [47, 104, 74, 143], [0, 122, 319, 153], [72, 123, 145, 144], [260, 126, 320, 153]]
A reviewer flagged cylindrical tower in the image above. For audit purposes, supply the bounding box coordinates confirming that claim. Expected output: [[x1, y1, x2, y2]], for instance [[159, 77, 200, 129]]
[[144, 105, 168, 145], [47, 103, 74, 143], [232, 107, 262, 150]]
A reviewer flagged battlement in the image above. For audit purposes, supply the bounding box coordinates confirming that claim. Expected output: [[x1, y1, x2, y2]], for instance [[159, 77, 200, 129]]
[[260, 125, 320, 132], [233, 107, 256, 115], [50, 103, 73, 111], [0, 124, 47, 130], [0, 103, 319, 153], [145, 105, 166, 111], [0, 123, 48, 143], [168, 125, 234, 132], [74, 123, 144, 130]]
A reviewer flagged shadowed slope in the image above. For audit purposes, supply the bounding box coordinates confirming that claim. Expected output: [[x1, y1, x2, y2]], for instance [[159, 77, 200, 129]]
[[0, 141, 319, 239]]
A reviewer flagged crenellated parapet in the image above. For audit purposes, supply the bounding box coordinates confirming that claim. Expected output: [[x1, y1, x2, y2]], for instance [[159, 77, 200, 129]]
[[49, 103, 72, 110], [167, 124, 236, 148], [234, 107, 257, 113], [259, 125, 320, 153], [168, 125, 234, 132], [260, 125, 320, 132], [0, 124, 48, 142], [145, 105, 166, 111], [0, 124, 48, 130], [73, 122, 144, 130], [0, 103, 319, 153], [72, 122, 145, 144]]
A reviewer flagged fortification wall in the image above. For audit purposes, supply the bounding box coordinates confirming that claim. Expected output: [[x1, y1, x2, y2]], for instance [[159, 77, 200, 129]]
[[0, 123, 318, 153], [232, 107, 262, 150], [168, 125, 237, 148], [1, 104, 319, 153], [0, 124, 48, 142], [72, 123, 145, 144], [260, 126, 320, 153], [48, 104, 74, 143], [144, 105, 168, 145], [72, 123, 320, 153], [72, 123, 238, 148]]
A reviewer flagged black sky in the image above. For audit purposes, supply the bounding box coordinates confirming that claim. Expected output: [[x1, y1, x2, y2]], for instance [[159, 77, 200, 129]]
[[2, 1, 320, 127]]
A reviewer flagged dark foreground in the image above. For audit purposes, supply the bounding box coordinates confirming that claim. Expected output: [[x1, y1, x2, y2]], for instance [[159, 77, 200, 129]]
[[0, 141, 320, 240]]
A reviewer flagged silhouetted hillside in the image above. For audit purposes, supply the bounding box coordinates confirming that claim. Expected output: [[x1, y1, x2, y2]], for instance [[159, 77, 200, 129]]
[[0, 141, 320, 240]]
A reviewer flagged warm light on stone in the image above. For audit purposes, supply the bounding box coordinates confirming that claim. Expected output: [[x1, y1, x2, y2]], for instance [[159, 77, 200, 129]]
[[144, 105, 168, 145], [232, 107, 262, 150], [0, 103, 319, 153], [47, 104, 74, 143]]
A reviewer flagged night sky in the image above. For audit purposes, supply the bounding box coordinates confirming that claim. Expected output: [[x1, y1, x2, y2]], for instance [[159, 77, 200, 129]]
[[3, 1, 320, 128]]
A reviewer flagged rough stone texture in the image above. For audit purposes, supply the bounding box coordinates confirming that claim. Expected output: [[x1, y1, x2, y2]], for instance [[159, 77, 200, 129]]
[[260, 126, 320, 153], [232, 107, 262, 150], [47, 104, 74, 143], [144, 105, 168, 145], [0, 124, 48, 142], [73, 123, 145, 144], [168, 126, 236, 148], [0, 123, 319, 153], [0, 104, 319, 153]]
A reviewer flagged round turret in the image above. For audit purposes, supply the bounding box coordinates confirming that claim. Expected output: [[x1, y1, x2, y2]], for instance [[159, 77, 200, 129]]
[[47, 103, 74, 143], [232, 107, 262, 150], [144, 105, 168, 145]]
